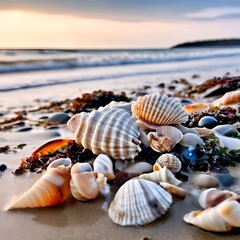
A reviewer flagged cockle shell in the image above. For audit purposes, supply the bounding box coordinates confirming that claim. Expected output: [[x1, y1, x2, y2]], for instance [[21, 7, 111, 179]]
[[148, 126, 183, 153], [213, 90, 240, 106], [199, 188, 239, 209], [70, 163, 107, 201], [8, 168, 71, 209], [93, 154, 115, 181], [67, 108, 141, 160], [108, 178, 172, 226], [154, 154, 182, 173], [183, 198, 240, 232], [131, 94, 188, 129], [139, 166, 181, 186], [183, 103, 209, 114]]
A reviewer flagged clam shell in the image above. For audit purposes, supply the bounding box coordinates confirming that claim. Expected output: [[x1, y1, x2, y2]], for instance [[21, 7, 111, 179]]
[[131, 94, 188, 128], [8, 168, 71, 209], [108, 178, 172, 226], [154, 154, 181, 173], [67, 108, 141, 160], [148, 126, 183, 153], [93, 154, 115, 181]]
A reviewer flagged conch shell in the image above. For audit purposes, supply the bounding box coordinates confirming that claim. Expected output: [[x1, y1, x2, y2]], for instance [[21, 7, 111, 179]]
[[108, 178, 172, 226], [148, 126, 183, 153], [67, 108, 141, 160], [213, 90, 240, 106], [131, 94, 188, 129], [8, 167, 71, 209], [183, 198, 240, 232]]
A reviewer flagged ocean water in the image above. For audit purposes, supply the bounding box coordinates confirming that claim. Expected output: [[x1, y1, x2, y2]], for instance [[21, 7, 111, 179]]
[[0, 47, 240, 108]]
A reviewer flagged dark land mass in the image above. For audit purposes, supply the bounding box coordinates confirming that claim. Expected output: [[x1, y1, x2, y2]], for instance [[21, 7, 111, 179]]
[[172, 39, 240, 48]]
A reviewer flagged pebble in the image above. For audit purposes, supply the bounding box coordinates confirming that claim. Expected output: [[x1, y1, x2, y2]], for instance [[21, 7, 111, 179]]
[[46, 112, 70, 124], [198, 116, 218, 128], [215, 173, 235, 187], [192, 173, 219, 188], [16, 127, 33, 132], [0, 164, 7, 172]]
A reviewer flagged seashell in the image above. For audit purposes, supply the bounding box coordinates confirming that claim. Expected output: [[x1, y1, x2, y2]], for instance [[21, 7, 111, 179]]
[[192, 173, 219, 189], [131, 94, 188, 129], [124, 162, 153, 176], [183, 103, 209, 115], [199, 188, 238, 209], [213, 90, 240, 106], [212, 124, 240, 137], [8, 168, 71, 209], [67, 108, 141, 160], [71, 162, 93, 174], [47, 158, 72, 171], [139, 166, 181, 186], [179, 133, 204, 149], [154, 154, 181, 173], [183, 198, 240, 232], [99, 101, 133, 114], [108, 178, 172, 226], [174, 124, 200, 135], [93, 154, 115, 181], [160, 182, 187, 199], [148, 126, 183, 153]]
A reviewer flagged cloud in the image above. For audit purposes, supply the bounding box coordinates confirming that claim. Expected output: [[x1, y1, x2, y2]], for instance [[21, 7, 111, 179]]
[[186, 7, 240, 20]]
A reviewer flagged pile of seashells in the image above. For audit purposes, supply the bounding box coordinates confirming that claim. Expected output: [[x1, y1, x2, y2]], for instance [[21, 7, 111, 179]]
[[7, 92, 240, 232]]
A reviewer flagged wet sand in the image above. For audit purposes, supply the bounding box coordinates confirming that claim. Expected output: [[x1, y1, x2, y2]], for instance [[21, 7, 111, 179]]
[[0, 79, 240, 240]]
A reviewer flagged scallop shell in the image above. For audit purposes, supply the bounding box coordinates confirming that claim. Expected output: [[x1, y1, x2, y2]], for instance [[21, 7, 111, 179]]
[[108, 178, 172, 226], [183, 198, 240, 232], [93, 154, 115, 181], [131, 94, 188, 128], [148, 126, 183, 153], [183, 103, 209, 114], [213, 90, 240, 106], [154, 154, 182, 173], [199, 188, 239, 209], [67, 108, 141, 160], [8, 168, 71, 209]]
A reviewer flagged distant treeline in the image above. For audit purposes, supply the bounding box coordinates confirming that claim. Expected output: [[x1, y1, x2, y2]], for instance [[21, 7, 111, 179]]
[[172, 39, 240, 48]]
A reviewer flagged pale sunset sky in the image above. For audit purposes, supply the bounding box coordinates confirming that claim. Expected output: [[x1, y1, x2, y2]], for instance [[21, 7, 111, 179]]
[[1, 0, 240, 49]]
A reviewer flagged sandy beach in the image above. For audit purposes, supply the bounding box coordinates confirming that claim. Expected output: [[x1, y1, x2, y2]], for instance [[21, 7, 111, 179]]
[[0, 69, 240, 240]]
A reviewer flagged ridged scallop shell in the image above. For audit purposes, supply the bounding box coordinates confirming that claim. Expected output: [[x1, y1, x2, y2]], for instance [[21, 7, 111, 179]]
[[131, 94, 188, 128], [93, 154, 115, 181], [108, 178, 172, 226], [154, 154, 182, 173], [183, 198, 240, 232], [199, 188, 238, 209], [8, 168, 71, 209], [213, 90, 240, 106], [67, 108, 141, 160], [148, 126, 183, 153]]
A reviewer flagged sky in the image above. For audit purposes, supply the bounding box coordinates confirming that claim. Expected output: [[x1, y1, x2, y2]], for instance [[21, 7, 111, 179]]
[[1, 0, 240, 49]]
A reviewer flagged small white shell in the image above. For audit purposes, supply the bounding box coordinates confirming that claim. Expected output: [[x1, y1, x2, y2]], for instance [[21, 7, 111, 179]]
[[192, 173, 219, 189], [124, 162, 153, 176], [108, 178, 172, 226], [47, 158, 72, 171], [93, 154, 115, 181], [131, 94, 188, 129], [148, 126, 183, 153], [99, 101, 133, 114], [67, 108, 141, 160], [154, 154, 182, 173], [160, 182, 187, 199], [71, 162, 93, 174], [179, 133, 204, 149]]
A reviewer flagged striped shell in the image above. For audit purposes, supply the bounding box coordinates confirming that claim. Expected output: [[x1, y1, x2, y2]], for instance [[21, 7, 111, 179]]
[[108, 178, 172, 226], [67, 108, 141, 160], [131, 94, 188, 128], [8, 168, 71, 209], [154, 154, 182, 173]]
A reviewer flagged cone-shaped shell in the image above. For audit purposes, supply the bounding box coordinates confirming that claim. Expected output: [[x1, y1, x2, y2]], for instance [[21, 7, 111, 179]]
[[131, 94, 188, 128], [154, 154, 182, 173], [148, 126, 183, 153], [108, 178, 172, 226], [8, 168, 71, 209], [93, 154, 115, 181], [67, 108, 141, 160]]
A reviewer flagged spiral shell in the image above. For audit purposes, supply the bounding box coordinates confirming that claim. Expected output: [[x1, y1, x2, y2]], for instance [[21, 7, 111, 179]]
[[8, 168, 71, 209], [67, 108, 141, 160], [108, 178, 172, 226], [154, 154, 182, 173], [131, 94, 188, 128]]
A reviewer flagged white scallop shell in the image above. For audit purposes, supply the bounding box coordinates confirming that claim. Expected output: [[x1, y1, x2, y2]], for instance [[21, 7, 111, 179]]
[[183, 198, 240, 232], [108, 178, 172, 226], [67, 108, 141, 160], [154, 154, 182, 173], [131, 94, 188, 128], [148, 126, 183, 153], [93, 154, 115, 181]]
